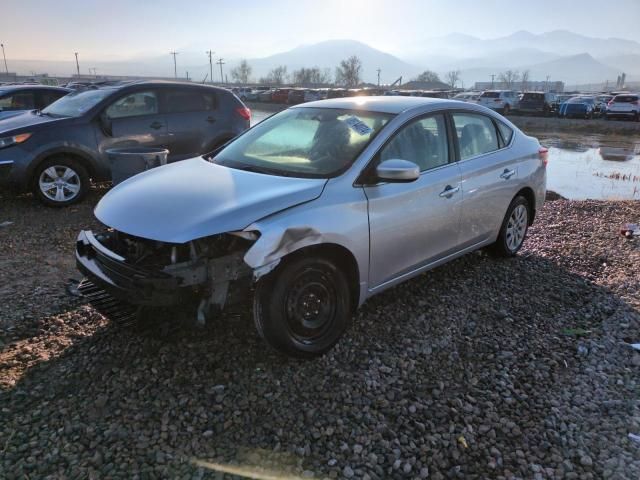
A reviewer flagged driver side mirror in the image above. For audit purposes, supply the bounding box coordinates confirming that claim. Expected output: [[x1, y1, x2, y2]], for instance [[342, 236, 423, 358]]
[[375, 159, 420, 183]]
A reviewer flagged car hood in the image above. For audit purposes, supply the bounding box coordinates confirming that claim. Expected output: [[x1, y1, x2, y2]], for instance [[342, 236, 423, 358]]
[[94, 157, 327, 243], [0, 110, 69, 133]]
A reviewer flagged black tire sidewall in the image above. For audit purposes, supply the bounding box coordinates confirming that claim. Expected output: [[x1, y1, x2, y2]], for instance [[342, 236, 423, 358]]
[[254, 256, 352, 358], [32, 157, 89, 207], [492, 196, 530, 257]]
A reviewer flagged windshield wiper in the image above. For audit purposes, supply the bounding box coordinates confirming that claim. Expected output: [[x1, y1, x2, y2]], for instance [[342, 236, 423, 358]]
[[219, 161, 294, 177]]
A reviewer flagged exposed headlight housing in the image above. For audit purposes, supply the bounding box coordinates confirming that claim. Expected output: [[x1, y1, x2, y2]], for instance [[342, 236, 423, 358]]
[[0, 133, 32, 149]]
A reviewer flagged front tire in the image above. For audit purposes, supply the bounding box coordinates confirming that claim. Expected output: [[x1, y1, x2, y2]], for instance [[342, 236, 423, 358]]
[[489, 196, 530, 257], [32, 157, 89, 207], [253, 256, 352, 358]]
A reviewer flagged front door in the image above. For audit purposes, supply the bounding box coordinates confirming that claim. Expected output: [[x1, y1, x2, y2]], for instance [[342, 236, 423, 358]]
[[98, 89, 169, 156], [364, 113, 463, 289]]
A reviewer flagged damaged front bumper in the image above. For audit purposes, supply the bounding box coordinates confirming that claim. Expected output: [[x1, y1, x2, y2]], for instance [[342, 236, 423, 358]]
[[75, 230, 253, 310]]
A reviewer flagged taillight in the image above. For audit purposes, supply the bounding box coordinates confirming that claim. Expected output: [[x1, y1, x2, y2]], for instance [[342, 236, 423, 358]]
[[236, 107, 251, 121], [632, 100, 639, 105], [539, 147, 549, 167]]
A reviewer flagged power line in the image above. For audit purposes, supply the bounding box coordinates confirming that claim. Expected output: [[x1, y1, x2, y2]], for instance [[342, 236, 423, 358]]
[[170, 51, 179, 79], [206, 50, 215, 85], [216, 58, 225, 83]]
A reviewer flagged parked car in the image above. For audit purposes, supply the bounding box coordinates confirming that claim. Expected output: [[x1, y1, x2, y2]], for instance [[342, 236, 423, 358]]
[[594, 94, 613, 117], [304, 89, 324, 102], [558, 96, 596, 119], [272, 88, 292, 103], [452, 92, 480, 103], [0, 85, 70, 121], [233, 87, 253, 101], [0, 81, 250, 206], [477, 90, 519, 114], [287, 88, 306, 104], [326, 88, 348, 99], [258, 89, 275, 102], [75, 96, 546, 357], [517, 92, 557, 116], [605, 94, 640, 121]]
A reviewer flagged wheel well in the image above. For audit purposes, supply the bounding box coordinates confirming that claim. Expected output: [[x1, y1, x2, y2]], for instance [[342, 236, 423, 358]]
[[280, 243, 361, 310], [515, 187, 536, 224]]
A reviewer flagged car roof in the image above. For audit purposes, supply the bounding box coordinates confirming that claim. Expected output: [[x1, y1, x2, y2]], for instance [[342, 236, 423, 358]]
[[0, 85, 70, 93], [296, 96, 455, 114]]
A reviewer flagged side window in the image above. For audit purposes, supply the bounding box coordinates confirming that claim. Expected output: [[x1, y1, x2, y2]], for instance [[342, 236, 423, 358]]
[[496, 121, 513, 146], [165, 89, 216, 113], [105, 91, 158, 119], [39, 90, 67, 108], [452, 113, 500, 160], [379, 114, 449, 172], [0, 92, 36, 111]]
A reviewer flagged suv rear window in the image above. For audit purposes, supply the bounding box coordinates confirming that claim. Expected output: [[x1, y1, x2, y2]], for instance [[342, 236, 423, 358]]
[[614, 95, 638, 103], [522, 93, 543, 100], [481, 92, 500, 98]]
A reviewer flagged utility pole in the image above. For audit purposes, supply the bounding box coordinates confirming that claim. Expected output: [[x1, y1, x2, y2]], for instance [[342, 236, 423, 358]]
[[490, 74, 495, 89], [376, 68, 381, 86], [74, 52, 80, 77], [170, 51, 178, 79], [206, 50, 215, 85], [216, 58, 225, 83], [0, 43, 8, 74], [545, 75, 550, 92]]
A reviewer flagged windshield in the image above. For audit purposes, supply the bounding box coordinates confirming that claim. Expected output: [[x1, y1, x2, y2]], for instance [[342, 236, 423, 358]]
[[42, 88, 112, 117], [213, 107, 393, 178]]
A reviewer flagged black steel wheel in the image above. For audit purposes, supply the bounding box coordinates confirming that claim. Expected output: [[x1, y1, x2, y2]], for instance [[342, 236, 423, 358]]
[[253, 256, 352, 358]]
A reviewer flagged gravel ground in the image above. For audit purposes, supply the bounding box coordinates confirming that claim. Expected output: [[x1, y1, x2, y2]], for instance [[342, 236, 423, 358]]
[[1, 188, 639, 479]]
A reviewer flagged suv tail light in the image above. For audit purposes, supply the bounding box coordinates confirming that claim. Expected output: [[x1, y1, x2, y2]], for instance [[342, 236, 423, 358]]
[[539, 147, 549, 167], [236, 107, 251, 121]]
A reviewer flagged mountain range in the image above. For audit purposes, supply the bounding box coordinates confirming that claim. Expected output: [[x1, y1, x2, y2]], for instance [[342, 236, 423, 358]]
[[7, 30, 640, 87]]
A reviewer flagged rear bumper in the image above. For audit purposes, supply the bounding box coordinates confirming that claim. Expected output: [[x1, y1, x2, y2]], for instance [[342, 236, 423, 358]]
[[75, 230, 190, 306]]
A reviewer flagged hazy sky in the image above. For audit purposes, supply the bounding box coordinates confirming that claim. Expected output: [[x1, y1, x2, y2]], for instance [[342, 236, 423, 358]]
[[2, 0, 640, 61]]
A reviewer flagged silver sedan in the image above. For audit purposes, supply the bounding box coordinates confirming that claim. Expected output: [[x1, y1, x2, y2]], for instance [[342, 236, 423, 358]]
[[76, 97, 547, 357]]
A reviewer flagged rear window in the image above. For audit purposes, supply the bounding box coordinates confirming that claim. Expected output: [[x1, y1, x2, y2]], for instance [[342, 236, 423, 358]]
[[481, 92, 500, 98], [614, 95, 638, 103], [522, 93, 543, 100]]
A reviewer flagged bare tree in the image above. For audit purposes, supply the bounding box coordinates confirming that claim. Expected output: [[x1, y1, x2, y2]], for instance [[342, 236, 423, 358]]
[[498, 70, 520, 89], [445, 70, 460, 88], [292, 67, 332, 86], [414, 70, 441, 83], [335, 55, 362, 88], [230, 59, 252, 84], [520, 69, 530, 91], [260, 65, 288, 85]]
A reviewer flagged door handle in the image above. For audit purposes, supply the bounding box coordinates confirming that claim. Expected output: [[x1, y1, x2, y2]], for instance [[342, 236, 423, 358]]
[[439, 185, 460, 198], [149, 121, 163, 130], [206, 116, 216, 123], [500, 168, 516, 180]]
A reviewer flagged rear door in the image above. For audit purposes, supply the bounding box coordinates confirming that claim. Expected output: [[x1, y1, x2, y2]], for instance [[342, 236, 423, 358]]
[[453, 112, 518, 248], [162, 88, 219, 161], [98, 89, 169, 154], [365, 113, 463, 289]]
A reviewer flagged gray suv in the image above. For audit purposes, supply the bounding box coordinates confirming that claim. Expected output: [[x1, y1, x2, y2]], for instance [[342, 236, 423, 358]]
[[0, 80, 250, 206]]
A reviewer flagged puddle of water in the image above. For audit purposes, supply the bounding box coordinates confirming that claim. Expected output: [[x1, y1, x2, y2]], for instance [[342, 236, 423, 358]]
[[252, 110, 640, 200]]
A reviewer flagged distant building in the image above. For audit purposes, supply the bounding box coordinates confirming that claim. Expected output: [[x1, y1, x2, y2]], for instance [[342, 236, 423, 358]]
[[474, 80, 564, 92]]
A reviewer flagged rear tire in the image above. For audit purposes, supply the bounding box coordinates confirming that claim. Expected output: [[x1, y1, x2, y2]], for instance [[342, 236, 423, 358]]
[[253, 256, 352, 358], [489, 196, 530, 257], [32, 156, 89, 207]]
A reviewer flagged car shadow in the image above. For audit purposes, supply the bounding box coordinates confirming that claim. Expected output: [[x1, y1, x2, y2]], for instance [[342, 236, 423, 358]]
[[1, 248, 639, 478]]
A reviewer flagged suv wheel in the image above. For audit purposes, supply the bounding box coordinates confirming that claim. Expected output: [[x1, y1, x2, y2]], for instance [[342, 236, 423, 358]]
[[489, 196, 530, 257], [503, 104, 510, 115], [253, 256, 352, 358], [33, 157, 89, 207]]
